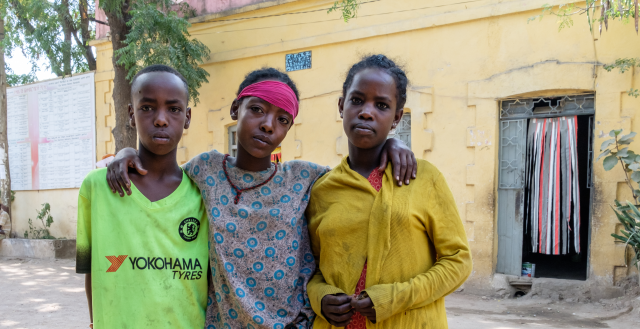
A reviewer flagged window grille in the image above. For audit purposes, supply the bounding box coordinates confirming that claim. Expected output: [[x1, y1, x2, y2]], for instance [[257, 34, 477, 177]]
[[391, 113, 411, 149], [228, 125, 238, 157], [499, 119, 527, 189], [500, 94, 595, 120]]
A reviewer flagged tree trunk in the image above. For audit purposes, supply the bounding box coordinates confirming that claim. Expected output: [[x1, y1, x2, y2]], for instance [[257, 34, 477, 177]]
[[0, 17, 12, 237], [105, 3, 137, 151], [78, 0, 96, 71], [60, 0, 72, 76]]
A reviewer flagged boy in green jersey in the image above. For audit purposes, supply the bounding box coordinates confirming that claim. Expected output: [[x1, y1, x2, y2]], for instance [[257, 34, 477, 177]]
[[76, 65, 209, 328]]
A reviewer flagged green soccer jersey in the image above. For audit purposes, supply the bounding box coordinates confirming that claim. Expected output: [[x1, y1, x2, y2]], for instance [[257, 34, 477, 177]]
[[76, 168, 209, 329]]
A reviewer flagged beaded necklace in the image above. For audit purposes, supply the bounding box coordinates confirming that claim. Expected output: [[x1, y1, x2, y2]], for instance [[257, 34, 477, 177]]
[[223, 154, 278, 204]]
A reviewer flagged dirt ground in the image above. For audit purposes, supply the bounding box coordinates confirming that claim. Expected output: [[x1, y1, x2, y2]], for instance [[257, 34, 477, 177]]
[[1, 257, 639, 329]]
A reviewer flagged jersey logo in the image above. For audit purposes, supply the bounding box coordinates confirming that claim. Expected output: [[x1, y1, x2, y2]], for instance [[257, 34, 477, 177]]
[[105, 255, 128, 272], [179, 217, 200, 242]]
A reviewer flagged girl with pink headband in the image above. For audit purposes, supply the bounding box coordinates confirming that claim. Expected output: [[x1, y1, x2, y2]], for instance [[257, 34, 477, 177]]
[[106, 67, 417, 329]]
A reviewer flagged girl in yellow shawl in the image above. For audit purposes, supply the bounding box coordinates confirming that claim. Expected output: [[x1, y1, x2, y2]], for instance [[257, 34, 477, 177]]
[[306, 55, 472, 329]]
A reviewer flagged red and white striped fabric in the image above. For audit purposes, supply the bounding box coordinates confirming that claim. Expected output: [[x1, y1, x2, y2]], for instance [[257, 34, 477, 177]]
[[525, 116, 581, 255]]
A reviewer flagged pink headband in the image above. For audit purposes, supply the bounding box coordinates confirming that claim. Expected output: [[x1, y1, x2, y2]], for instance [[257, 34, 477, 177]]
[[237, 80, 299, 123]]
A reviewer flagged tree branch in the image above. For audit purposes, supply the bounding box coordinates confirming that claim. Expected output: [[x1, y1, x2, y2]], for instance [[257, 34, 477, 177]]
[[79, 0, 96, 71], [71, 30, 83, 50], [615, 138, 639, 204], [90, 17, 109, 26]]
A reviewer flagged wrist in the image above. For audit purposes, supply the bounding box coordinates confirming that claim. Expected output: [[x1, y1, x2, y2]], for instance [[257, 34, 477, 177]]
[[115, 147, 137, 160]]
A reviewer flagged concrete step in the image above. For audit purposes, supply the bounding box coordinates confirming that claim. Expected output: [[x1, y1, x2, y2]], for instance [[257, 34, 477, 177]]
[[0, 238, 76, 259], [508, 276, 533, 286], [494, 274, 626, 301]]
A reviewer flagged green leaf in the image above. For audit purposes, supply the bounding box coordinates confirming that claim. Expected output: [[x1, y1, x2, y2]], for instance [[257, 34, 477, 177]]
[[612, 233, 629, 243], [626, 202, 640, 219], [613, 206, 635, 226], [631, 171, 640, 182], [603, 155, 619, 171], [634, 190, 640, 197], [630, 163, 640, 170], [601, 139, 615, 150], [610, 129, 623, 137], [619, 132, 637, 142], [597, 149, 612, 161], [623, 151, 637, 164], [327, 0, 360, 22], [618, 147, 629, 157]]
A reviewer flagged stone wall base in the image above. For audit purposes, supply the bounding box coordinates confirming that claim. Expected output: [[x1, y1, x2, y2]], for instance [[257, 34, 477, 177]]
[[488, 274, 629, 302], [0, 238, 76, 259]]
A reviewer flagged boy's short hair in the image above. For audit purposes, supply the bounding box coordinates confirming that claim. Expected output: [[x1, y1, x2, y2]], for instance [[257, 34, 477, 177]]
[[131, 64, 190, 103]]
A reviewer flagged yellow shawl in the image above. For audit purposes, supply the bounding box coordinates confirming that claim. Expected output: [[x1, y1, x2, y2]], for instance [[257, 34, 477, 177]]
[[306, 157, 472, 329]]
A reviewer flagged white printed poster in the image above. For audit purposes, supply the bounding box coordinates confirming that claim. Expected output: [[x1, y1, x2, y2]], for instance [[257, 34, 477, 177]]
[[7, 72, 96, 190]]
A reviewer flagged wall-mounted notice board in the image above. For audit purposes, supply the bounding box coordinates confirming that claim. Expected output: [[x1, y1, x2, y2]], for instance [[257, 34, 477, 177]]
[[7, 72, 96, 190]]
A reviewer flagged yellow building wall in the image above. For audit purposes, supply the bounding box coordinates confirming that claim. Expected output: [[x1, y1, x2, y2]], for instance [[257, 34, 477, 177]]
[[13, 0, 639, 289], [11, 189, 79, 239]]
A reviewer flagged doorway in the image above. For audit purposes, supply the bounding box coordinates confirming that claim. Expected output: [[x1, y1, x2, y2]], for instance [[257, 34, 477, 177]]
[[496, 94, 594, 280]]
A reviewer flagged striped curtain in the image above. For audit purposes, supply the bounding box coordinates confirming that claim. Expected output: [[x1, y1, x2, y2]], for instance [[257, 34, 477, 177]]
[[525, 116, 581, 255]]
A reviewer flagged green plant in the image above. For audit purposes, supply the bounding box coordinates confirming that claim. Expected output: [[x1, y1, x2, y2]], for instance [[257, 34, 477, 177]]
[[529, 1, 640, 33], [23, 202, 55, 239], [604, 59, 640, 98], [10, 190, 15, 202], [529, 2, 640, 98], [597, 129, 640, 204], [327, 0, 359, 22], [611, 201, 640, 272]]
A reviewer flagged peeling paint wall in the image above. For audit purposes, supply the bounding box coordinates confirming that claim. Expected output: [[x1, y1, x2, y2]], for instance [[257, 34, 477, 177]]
[[14, 0, 639, 289]]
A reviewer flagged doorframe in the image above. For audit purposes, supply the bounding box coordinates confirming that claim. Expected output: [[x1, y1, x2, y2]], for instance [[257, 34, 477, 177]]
[[495, 94, 595, 277]]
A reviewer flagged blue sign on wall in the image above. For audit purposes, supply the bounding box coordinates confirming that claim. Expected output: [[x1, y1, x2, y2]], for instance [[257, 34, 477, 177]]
[[285, 51, 312, 72]]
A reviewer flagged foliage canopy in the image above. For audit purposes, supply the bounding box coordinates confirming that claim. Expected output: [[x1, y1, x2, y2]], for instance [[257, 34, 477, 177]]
[[112, 1, 209, 105], [1, 0, 95, 85]]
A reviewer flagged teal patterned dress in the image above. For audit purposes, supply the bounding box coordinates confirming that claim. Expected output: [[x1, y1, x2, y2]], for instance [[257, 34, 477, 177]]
[[185, 150, 328, 329]]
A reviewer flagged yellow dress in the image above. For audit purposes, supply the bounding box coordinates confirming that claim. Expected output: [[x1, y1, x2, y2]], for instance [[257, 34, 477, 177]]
[[306, 157, 472, 329]]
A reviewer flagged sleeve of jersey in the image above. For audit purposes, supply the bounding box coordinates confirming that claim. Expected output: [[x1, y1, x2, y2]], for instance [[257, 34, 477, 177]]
[[75, 182, 92, 274]]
